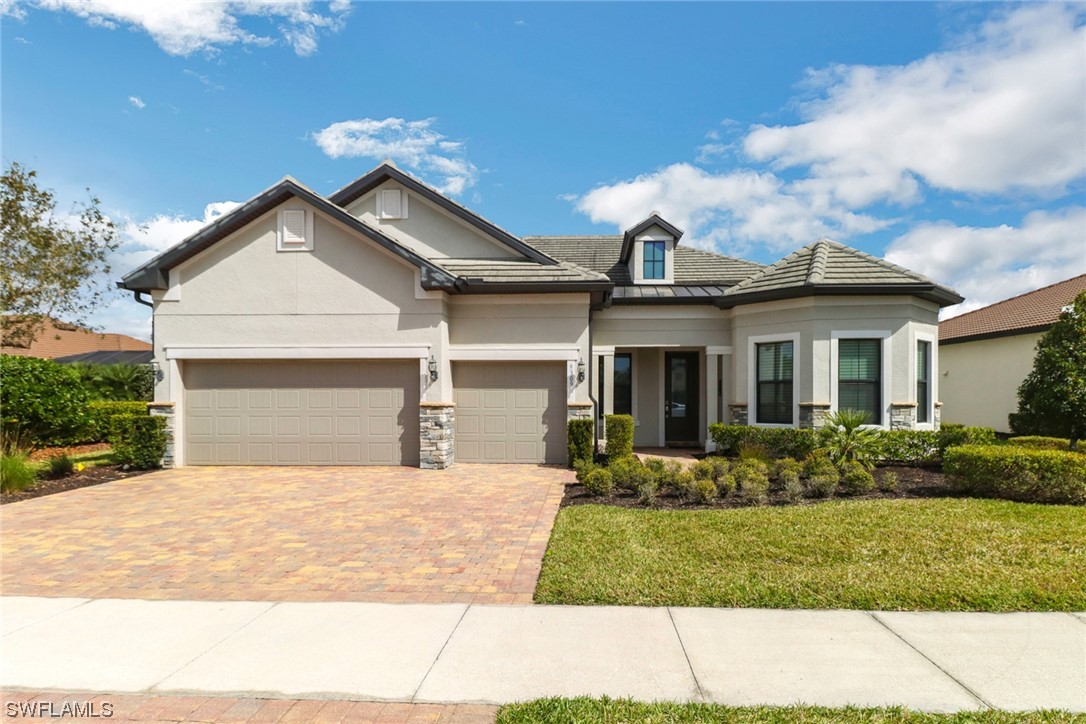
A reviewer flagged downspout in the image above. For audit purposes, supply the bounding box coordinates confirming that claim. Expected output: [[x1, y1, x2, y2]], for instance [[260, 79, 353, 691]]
[[588, 305, 599, 458]]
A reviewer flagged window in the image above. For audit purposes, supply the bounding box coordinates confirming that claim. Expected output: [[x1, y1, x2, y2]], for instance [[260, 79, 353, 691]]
[[916, 340, 931, 423], [598, 353, 633, 419], [838, 339, 881, 424], [756, 342, 793, 424], [643, 241, 665, 280]]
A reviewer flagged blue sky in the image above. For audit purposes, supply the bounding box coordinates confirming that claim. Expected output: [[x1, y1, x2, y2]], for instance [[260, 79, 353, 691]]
[[2, 1, 1084, 340]]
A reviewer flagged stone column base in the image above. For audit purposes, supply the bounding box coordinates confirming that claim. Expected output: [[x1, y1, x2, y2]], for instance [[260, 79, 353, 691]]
[[799, 402, 832, 430], [147, 402, 176, 468], [728, 404, 748, 426], [890, 402, 918, 430], [420, 403, 455, 470], [567, 402, 594, 420]]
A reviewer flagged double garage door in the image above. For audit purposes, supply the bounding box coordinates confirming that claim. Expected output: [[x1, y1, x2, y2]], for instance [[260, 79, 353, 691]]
[[183, 360, 566, 465]]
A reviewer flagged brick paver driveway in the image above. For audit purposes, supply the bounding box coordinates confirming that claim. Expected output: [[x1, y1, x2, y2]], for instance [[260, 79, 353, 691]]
[[0, 465, 569, 605]]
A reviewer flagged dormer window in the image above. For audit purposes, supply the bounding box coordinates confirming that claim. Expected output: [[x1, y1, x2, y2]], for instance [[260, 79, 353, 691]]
[[643, 241, 666, 280]]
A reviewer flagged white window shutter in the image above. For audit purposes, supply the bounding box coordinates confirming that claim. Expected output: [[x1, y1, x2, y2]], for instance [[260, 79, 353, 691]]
[[381, 189, 402, 219], [282, 210, 306, 245]]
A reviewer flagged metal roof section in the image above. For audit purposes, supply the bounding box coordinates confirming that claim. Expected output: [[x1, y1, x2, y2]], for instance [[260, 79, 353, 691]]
[[119, 177, 460, 293], [720, 238, 964, 307], [55, 350, 155, 365], [328, 163, 558, 266], [619, 213, 685, 263]]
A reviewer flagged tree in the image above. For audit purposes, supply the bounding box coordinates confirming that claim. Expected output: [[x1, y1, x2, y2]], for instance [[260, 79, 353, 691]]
[[0, 162, 119, 348], [1009, 291, 1086, 450]]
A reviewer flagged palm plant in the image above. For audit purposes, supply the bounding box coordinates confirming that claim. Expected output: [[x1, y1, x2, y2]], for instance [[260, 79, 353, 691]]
[[817, 408, 884, 469]]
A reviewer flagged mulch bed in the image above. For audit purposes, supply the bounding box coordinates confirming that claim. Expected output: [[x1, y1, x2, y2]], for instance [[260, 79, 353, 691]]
[[562, 464, 956, 510], [26, 442, 111, 462], [1, 465, 149, 505]]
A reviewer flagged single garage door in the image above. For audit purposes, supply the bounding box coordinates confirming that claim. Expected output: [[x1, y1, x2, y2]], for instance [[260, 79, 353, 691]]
[[453, 362, 566, 464], [184, 360, 419, 465]]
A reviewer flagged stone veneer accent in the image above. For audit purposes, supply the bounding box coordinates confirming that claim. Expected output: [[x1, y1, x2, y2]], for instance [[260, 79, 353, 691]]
[[420, 403, 455, 470], [728, 404, 748, 426], [890, 402, 917, 430], [799, 402, 832, 430], [567, 402, 594, 420], [147, 401, 176, 469]]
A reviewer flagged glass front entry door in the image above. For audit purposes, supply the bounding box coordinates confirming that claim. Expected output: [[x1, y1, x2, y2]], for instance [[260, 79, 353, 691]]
[[664, 352, 700, 444]]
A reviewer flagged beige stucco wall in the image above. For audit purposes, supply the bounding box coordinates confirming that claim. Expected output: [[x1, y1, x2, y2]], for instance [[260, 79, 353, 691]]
[[594, 305, 730, 348], [346, 180, 519, 260], [939, 332, 1041, 432], [731, 296, 941, 427]]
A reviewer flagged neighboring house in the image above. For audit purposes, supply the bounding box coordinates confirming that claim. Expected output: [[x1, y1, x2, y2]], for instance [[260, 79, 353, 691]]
[[938, 274, 1086, 433], [119, 163, 962, 468], [1, 317, 151, 359], [54, 350, 155, 365]]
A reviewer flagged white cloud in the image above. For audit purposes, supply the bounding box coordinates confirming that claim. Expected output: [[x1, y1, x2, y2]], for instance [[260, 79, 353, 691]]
[[10, 0, 350, 56], [744, 4, 1086, 208], [575, 162, 888, 254], [183, 69, 224, 92], [128, 95, 145, 109], [885, 206, 1086, 318], [313, 117, 479, 196]]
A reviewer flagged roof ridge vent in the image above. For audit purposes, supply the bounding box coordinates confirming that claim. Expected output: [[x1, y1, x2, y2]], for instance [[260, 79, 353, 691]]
[[806, 240, 829, 285]]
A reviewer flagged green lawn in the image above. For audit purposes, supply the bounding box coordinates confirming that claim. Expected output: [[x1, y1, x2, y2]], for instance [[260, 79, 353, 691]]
[[534, 499, 1086, 611], [497, 698, 1082, 723], [27, 449, 114, 474]]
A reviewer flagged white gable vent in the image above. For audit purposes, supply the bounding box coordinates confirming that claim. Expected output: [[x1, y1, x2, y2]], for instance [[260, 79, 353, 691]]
[[277, 208, 313, 251], [378, 188, 408, 220]]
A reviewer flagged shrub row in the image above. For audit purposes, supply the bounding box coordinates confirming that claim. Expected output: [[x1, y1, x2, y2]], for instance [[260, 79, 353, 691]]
[[708, 424, 816, 460], [945, 445, 1086, 505], [1006, 436, 1084, 453], [82, 401, 149, 444], [108, 415, 168, 470]]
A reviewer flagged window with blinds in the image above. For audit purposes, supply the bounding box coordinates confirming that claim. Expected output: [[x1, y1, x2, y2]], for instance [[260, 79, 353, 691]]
[[917, 340, 931, 423], [756, 341, 793, 424], [838, 339, 881, 424]]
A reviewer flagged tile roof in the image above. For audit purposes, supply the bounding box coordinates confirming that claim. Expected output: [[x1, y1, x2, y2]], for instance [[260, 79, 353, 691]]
[[1, 317, 151, 359], [939, 274, 1086, 342], [724, 239, 961, 304], [435, 258, 610, 285], [523, 236, 764, 287]]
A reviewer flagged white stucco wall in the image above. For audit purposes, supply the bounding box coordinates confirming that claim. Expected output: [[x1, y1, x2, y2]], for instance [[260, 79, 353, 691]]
[[939, 332, 1041, 432]]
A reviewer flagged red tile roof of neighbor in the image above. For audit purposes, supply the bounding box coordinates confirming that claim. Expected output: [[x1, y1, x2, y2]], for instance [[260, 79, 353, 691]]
[[939, 274, 1086, 343], [1, 317, 151, 359]]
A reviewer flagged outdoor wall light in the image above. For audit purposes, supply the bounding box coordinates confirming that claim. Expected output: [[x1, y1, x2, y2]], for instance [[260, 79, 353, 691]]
[[577, 358, 586, 383], [149, 360, 164, 383], [428, 355, 439, 382]]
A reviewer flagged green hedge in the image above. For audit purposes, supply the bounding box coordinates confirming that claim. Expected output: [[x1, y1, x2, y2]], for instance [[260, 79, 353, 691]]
[[709, 424, 816, 459], [1006, 436, 1083, 453], [109, 415, 167, 470], [1, 354, 91, 450], [877, 430, 940, 463], [568, 418, 594, 468], [83, 401, 149, 443], [937, 424, 997, 453], [605, 414, 634, 459], [945, 445, 1086, 505]]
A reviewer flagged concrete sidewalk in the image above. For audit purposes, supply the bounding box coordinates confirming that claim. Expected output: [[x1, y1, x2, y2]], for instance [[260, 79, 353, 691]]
[[2, 597, 1083, 713]]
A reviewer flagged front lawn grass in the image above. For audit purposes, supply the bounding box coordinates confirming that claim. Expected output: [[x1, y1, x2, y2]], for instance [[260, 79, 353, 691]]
[[497, 698, 1080, 723], [534, 499, 1086, 611], [27, 449, 114, 475]]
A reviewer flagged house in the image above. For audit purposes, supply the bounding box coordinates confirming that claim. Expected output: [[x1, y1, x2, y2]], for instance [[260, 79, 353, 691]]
[[938, 274, 1086, 432], [119, 163, 962, 468], [1, 316, 151, 359]]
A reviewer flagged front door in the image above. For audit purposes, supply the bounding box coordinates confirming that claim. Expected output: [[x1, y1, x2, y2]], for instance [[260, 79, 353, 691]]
[[664, 352, 699, 444]]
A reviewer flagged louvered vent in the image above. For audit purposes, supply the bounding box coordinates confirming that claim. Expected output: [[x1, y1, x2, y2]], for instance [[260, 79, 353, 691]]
[[381, 189, 403, 219], [282, 210, 306, 245]]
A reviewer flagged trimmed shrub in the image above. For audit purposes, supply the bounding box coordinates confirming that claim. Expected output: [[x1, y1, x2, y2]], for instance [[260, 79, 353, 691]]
[[781, 472, 804, 503], [109, 415, 167, 470], [48, 454, 75, 479], [806, 474, 838, 498], [938, 424, 996, 455], [1, 452, 36, 492], [637, 475, 659, 506], [1, 355, 91, 451], [708, 424, 816, 460], [567, 418, 594, 468], [878, 469, 899, 492], [944, 445, 1086, 505], [1006, 436, 1084, 453], [690, 476, 718, 504], [582, 467, 614, 497], [839, 460, 876, 495], [773, 457, 803, 482], [877, 430, 940, 464], [691, 459, 716, 481], [733, 460, 770, 505], [574, 458, 597, 483], [672, 469, 697, 501], [803, 449, 839, 480], [605, 414, 634, 459], [707, 456, 731, 481], [84, 401, 148, 443], [608, 455, 652, 492]]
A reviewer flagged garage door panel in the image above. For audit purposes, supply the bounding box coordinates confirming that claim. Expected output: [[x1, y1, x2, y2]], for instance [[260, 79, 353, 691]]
[[184, 360, 419, 465], [454, 362, 566, 464]]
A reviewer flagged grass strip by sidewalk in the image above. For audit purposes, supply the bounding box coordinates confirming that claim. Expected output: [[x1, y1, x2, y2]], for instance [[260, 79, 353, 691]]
[[534, 499, 1086, 611], [496, 698, 1082, 723]]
